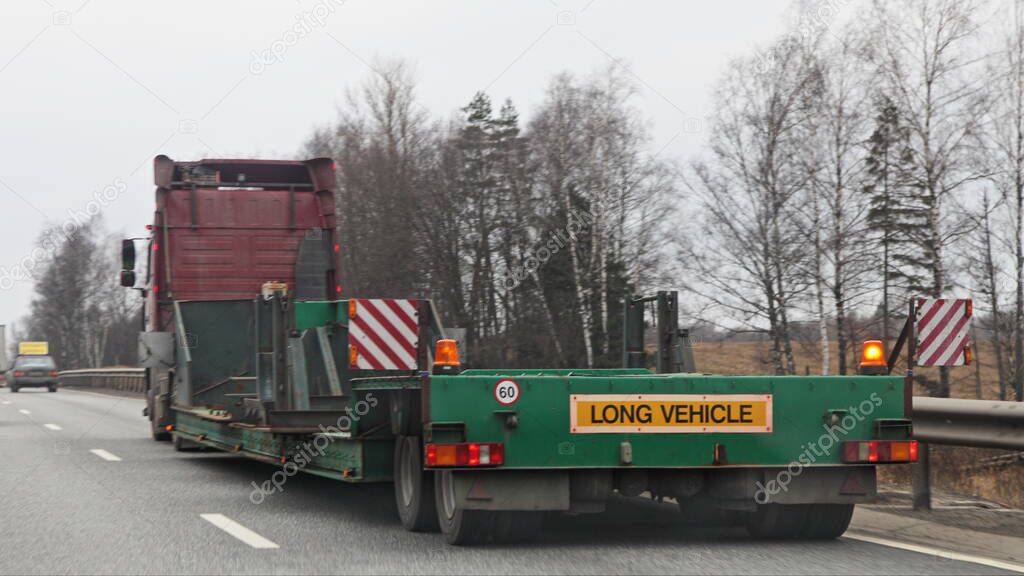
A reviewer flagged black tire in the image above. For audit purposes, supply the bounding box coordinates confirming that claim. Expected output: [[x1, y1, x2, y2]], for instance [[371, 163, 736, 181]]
[[393, 436, 439, 533], [435, 470, 498, 545], [677, 498, 738, 526], [151, 419, 171, 442], [48, 386, 57, 393], [801, 503, 854, 539], [147, 380, 172, 442], [494, 511, 544, 543], [10, 386, 18, 393], [745, 504, 810, 539], [172, 433, 200, 452]]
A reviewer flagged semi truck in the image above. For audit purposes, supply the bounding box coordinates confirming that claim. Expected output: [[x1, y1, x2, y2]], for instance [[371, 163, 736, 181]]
[[121, 156, 917, 545]]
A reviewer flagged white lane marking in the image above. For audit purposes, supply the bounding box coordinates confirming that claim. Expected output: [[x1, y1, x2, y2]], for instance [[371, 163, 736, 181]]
[[845, 531, 1024, 574], [89, 449, 121, 462], [43, 423, 62, 431], [18, 409, 30, 415], [1, 400, 10, 405], [200, 514, 279, 549]]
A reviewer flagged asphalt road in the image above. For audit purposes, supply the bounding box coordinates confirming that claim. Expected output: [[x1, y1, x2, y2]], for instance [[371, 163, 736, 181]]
[[0, 388, 1013, 575]]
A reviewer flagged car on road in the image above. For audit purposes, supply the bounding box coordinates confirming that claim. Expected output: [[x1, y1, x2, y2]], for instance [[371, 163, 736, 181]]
[[7, 355, 59, 392]]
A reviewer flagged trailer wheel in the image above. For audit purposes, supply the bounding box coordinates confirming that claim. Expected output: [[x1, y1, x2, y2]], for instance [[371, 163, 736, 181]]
[[393, 436, 439, 533], [800, 503, 854, 539], [172, 433, 202, 452], [745, 504, 809, 539], [435, 470, 497, 545], [151, 419, 171, 442], [148, 387, 171, 442], [494, 511, 544, 543]]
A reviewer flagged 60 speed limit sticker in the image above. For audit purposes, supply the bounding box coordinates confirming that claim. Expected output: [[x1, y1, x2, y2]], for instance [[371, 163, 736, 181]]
[[494, 379, 521, 406]]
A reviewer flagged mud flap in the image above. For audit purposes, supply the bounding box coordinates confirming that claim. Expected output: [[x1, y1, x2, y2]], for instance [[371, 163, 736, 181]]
[[453, 470, 570, 511], [755, 466, 876, 505]]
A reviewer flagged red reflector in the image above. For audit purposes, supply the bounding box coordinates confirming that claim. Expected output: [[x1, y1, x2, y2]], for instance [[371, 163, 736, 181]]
[[14, 371, 24, 377], [424, 443, 504, 467], [153, 243, 159, 251], [49, 371, 59, 377]]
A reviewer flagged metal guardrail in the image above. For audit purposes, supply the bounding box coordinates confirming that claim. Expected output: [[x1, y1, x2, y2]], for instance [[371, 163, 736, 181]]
[[913, 397, 1024, 450], [58, 368, 145, 394]]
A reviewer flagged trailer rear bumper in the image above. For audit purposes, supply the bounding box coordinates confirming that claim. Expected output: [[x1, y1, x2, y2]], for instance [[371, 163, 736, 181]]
[[450, 465, 876, 512]]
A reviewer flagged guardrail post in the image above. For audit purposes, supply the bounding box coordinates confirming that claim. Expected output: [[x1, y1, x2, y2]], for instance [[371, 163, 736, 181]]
[[912, 442, 931, 510]]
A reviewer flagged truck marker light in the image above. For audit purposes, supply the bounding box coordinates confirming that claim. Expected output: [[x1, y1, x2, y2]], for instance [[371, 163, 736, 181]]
[[333, 244, 340, 253], [165, 425, 173, 432], [336, 285, 342, 295], [348, 300, 357, 319], [425, 443, 504, 467], [349, 345, 358, 368]]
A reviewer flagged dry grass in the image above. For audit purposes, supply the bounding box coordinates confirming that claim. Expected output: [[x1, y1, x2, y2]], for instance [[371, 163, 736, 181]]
[[693, 339, 1007, 400], [692, 339, 1024, 509]]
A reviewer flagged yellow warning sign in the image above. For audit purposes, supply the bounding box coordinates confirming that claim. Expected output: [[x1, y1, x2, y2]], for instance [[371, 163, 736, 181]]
[[18, 341, 49, 356], [570, 394, 773, 434]]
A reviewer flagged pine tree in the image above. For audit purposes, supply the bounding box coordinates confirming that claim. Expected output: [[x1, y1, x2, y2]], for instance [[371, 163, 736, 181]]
[[864, 95, 926, 345]]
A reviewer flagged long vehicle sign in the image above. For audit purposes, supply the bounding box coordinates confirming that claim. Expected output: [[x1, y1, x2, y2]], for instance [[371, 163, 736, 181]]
[[570, 394, 773, 434]]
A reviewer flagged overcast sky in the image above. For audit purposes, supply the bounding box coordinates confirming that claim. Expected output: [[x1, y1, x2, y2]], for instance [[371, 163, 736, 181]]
[[0, 0, 804, 328]]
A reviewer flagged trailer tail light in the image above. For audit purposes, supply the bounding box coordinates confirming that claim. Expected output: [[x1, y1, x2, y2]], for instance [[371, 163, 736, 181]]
[[842, 440, 917, 463], [49, 371, 59, 377], [13, 371, 24, 377], [425, 443, 504, 467]]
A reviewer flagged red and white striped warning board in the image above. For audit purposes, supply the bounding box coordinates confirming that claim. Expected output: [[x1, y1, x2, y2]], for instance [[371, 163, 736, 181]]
[[348, 299, 420, 371], [915, 298, 972, 366]]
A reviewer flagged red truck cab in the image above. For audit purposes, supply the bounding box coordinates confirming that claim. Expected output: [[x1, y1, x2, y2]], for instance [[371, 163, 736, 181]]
[[123, 155, 340, 439]]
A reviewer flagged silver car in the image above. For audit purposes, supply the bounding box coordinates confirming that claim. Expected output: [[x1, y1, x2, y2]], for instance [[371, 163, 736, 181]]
[[8, 355, 59, 393]]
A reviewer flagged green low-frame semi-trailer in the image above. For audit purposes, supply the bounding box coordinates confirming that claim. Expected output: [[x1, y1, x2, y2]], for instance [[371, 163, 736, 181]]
[[122, 156, 916, 545], [162, 293, 914, 545]]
